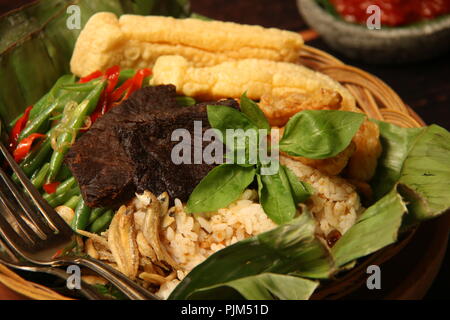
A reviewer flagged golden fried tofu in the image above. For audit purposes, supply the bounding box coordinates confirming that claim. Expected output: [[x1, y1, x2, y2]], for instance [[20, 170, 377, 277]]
[[259, 88, 343, 126], [70, 12, 304, 77], [150, 55, 356, 108]]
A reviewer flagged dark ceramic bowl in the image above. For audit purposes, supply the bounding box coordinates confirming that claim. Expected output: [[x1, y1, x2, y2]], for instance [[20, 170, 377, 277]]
[[297, 0, 450, 64]]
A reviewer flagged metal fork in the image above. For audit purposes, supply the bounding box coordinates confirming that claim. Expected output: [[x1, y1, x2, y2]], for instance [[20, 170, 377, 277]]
[[0, 128, 158, 300], [0, 237, 106, 300]]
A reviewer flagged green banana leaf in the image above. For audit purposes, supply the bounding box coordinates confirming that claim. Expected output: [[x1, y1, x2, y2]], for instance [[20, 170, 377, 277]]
[[0, 0, 190, 128], [332, 189, 407, 267], [371, 121, 450, 224], [370, 122, 422, 200], [169, 209, 334, 299], [186, 273, 319, 300]]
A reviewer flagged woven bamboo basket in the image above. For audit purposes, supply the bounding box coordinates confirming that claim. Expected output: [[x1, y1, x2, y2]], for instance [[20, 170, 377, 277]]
[[0, 45, 426, 300]]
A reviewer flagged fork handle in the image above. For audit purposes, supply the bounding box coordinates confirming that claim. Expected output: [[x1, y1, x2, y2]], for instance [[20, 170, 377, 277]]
[[57, 256, 159, 300]]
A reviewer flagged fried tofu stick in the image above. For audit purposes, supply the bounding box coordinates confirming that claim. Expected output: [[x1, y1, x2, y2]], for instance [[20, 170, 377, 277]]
[[150, 55, 356, 107], [70, 12, 304, 77]]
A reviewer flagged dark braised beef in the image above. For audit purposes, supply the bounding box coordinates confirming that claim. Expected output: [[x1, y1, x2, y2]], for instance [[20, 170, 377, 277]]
[[65, 85, 238, 208]]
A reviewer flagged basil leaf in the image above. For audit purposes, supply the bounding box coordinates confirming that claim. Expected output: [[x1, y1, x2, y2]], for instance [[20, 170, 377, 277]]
[[207, 105, 257, 134], [279, 110, 365, 159], [332, 189, 407, 267], [240, 92, 271, 130], [186, 164, 256, 213], [282, 165, 314, 204], [207, 105, 259, 164], [257, 171, 297, 224]]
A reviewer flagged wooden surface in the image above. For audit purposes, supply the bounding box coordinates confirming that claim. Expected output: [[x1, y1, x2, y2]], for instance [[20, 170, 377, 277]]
[[0, 0, 449, 300]]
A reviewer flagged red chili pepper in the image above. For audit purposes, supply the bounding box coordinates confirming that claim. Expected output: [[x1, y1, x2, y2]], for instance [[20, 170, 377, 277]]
[[43, 182, 61, 194], [104, 65, 120, 94], [13, 133, 46, 163], [9, 106, 33, 150], [51, 249, 63, 259], [111, 68, 152, 102], [89, 109, 103, 124], [110, 78, 133, 103], [90, 67, 152, 124], [89, 66, 121, 124], [126, 68, 152, 100], [78, 70, 103, 83]]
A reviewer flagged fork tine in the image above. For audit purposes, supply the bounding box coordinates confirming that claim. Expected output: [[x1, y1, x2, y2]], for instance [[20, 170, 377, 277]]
[[0, 142, 72, 237], [0, 185, 42, 244], [0, 236, 20, 263], [0, 205, 31, 253], [0, 168, 51, 239]]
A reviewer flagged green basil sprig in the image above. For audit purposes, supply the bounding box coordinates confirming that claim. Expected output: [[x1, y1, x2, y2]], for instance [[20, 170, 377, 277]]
[[189, 96, 365, 223], [279, 110, 365, 159]]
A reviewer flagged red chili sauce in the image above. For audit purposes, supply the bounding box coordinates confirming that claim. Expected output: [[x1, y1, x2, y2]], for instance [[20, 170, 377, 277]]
[[330, 0, 450, 26]]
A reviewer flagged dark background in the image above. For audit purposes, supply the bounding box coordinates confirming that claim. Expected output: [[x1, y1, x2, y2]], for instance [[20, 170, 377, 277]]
[[0, 0, 449, 299]]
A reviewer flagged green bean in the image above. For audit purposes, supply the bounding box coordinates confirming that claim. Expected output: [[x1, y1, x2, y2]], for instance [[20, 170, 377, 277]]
[[118, 69, 135, 84], [18, 101, 59, 141], [56, 165, 72, 182], [49, 114, 63, 121], [71, 199, 91, 231], [60, 82, 99, 92], [12, 138, 53, 184], [9, 75, 76, 128], [43, 177, 76, 202], [29, 167, 40, 181], [88, 207, 107, 225], [176, 96, 196, 107], [27, 93, 52, 123], [52, 176, 76, 197], [47, 81, 105, 182], [45, 186, 80, 208], [40, 90, 90, 125], [89, 210, 113, 234], [8, 93, 51, 129], [63, 195, 81, 210], [29, 75, 76, 121], [30, 163, 50, 189]]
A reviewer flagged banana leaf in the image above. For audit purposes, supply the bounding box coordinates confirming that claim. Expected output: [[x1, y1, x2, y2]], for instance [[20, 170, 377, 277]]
[[169, 209, 334, 300], [371, 121, 450, 224], [331, 189, 407, 267], [333, 121, 450, 268], [186, 273, 319, 300], [0, 0, 190, 128]]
